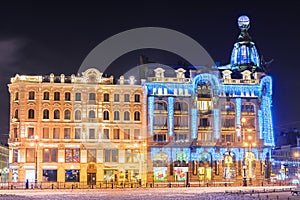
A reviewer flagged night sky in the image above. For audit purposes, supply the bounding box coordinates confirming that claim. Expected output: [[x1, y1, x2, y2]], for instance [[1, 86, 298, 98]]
[[0, 1, 299, 144]]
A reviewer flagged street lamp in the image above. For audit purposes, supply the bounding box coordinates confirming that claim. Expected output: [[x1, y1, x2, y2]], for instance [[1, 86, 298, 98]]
[[30, 135, 41, 186]]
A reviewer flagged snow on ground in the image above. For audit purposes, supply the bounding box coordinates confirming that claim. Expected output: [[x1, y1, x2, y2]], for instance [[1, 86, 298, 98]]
[[0, 187, 294, 200]]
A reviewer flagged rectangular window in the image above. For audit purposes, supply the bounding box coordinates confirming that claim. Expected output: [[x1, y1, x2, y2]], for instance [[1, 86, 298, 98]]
[[113, 129, 120, 140], [64, 128, 71, 139], [125, 149, 138, 163], [28, 127, 34, 139], [103, 129, 109, 139], [124, 129, 130, 140], [104, 93, 109, 102], [43, 148, 57, 162], [53, 128, 60, 139], [75, 128, 81, 139], [65, 92, 71, 101], [29, 91, 35, 100], [26, 148, 35, 163], [89, 93, 96, 100], [124, 94, 130, 102], [43, 92, 50, 100], [43, 127, 49, 139], [43, 170, 57, 182], [54, 92, 60, 101], [105, 149, 118, 162], [65, 170, 80, 182], [87, 149, 96, 163], [134, 129, 140, 140], [13, 128, 18, 138], [13, 149, 18, 162], [114, 94, 120, 102], [75, 93, 81, 101], [89, 129, 95, 139], [65, 149, 80, 163], [153, 134, 166, 142], [134, 94, 140, 102]]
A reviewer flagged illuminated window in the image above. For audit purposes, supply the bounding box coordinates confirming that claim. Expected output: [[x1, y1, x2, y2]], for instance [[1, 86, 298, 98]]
[[64, 128, 71, 139], [65, 149, 80, 163], [103, 93, 109, 102], [124, 111, 130, 121], [54, 109, 60, 119], [125, 149, 139, 163], [54, 92, 60, 101], [65, 92, 71, 101], [75, 110, 81, 121], [114, 111, 120, 121], [124, 94, 130, 102], [26, 148, 35, 163], [28, 91, 35, 100], [114, 94, 120, 102], [64, 110, 71, 120], [43, 170, 57, 182], [134, 111, 140, 121], [103, 129, 109, 139], [124, 129, 130, 140], [28, 109, 35, 119], [134, 129, 140, 140], [43, 109, 49, 119], [134, 94, 140, 102], [75, 93, 81, 101], [113, 129, 120, 139], [43, 148, 57, 162], [53, 128, 60, 139], [43, 92, 49, 100], [28, 127, 34, 139], [65, 170, 79, 182], [43, 127, 49, 139], [75, 128, 81, 139], [174, 133, 188, 142], [103, 111, 109, 120], [87, 149, 96, 163], [153, 133, 166, 142]]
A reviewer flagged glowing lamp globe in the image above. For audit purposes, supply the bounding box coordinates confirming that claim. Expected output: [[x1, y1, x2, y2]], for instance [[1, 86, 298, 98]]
[[238, 15, 250, 30]]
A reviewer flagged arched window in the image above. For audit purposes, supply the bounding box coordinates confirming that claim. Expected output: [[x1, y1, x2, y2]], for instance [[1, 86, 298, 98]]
[[43, 92, 50, 100], [174, 102, 188, 112], [54, 109, 60, 119], [64, 110, 71, 120], [28, 109, 34, 119], [75, 110, 81, 121], [154, 101, 167, 111], [89, 110, 95, 119], [114, 111, 120, 121], [221, 102, 235, 113], [14, 109, 18, 119], [124, 111, 130, 121], [43, 109, 49, 119], [134, 111, 140, 121], [103, 111, 109, 120]]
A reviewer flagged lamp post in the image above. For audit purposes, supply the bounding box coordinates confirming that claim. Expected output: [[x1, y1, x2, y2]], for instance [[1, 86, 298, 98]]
[[30, 135, 40, 186]]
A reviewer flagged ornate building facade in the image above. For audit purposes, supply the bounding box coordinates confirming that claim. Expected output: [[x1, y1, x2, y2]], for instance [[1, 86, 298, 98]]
[[8, 15, 274, 186]]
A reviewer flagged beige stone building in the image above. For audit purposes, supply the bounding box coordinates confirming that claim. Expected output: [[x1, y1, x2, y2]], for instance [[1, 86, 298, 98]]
[[8, 68, 147, 186]]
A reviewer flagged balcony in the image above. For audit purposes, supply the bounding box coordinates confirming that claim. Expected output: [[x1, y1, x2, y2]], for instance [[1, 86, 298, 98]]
[[198, 126, 212, 130], [154, 110, 168, 114]]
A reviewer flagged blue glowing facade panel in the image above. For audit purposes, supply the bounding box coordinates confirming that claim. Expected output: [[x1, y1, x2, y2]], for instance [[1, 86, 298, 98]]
[[191, 108, 197, 139], [258, 109, 263, 139], [168, 97, 174, 136], [236, 98, 241, 137], [213, 109, 220, 139], [148, 96, 154, 136]]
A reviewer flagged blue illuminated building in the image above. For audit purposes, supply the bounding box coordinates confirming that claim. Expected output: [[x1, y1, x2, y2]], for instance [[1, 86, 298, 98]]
[[145, 15, 274, 185]]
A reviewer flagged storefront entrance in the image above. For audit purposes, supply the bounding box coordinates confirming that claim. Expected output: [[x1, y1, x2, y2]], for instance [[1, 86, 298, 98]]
[[87, 173, 96, 185]]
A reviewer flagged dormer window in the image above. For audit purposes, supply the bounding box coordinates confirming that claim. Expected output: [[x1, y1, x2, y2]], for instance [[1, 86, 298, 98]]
[[222, 70, 232, 80], [241, 70, 251, 80], [154, 67, 165, 78], [175, 68, 186, 78]]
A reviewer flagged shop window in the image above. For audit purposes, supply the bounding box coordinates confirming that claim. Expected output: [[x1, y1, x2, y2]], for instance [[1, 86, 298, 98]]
[[65, 170, 80, 182], [43, 170, 57, 182]]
